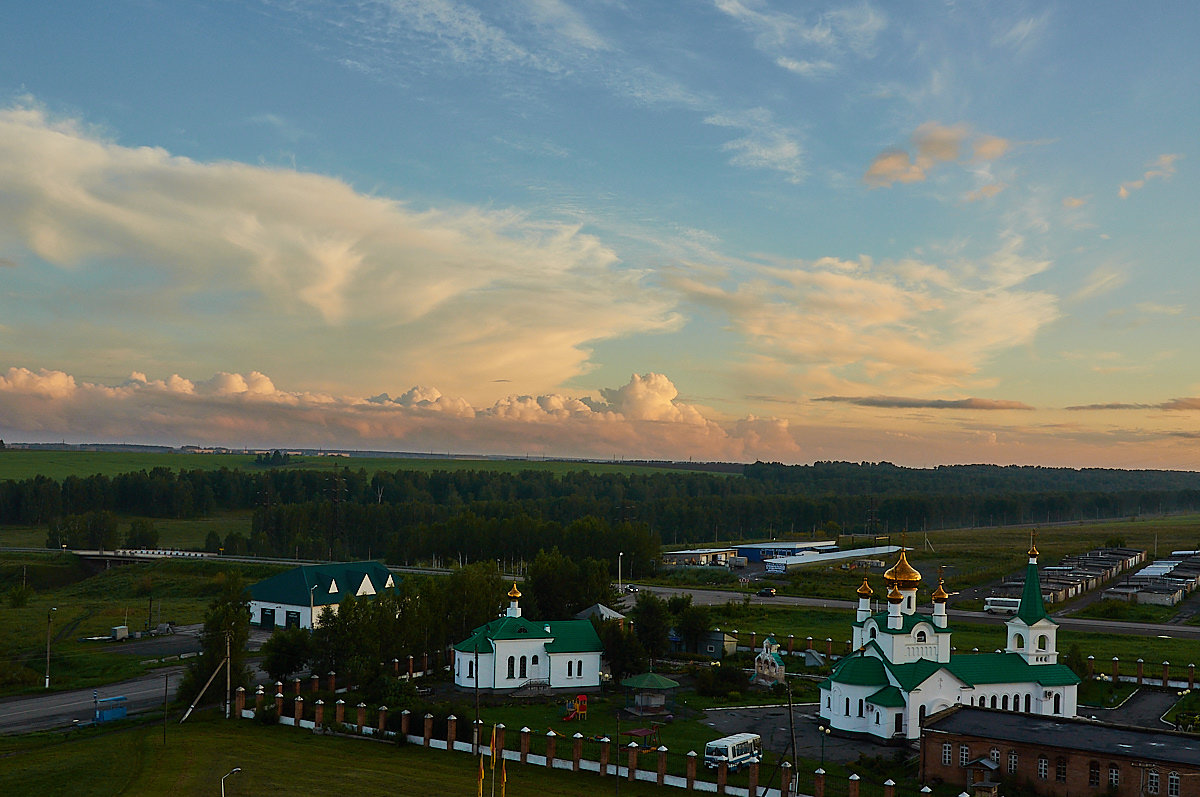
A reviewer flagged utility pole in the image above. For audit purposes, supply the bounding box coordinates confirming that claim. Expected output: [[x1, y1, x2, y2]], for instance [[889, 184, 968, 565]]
[[163, 671, 169, 744], [224, 632, 231, 719]]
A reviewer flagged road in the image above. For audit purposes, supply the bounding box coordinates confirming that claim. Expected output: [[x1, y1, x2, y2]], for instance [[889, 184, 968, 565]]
[[0, 668, 184, 735], [631, 585, 1200, 640]]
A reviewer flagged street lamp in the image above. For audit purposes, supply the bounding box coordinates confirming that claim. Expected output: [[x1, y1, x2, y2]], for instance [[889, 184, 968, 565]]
[[221, 767, 242, 797], [44, 607, 57, 689], [309, 584, 318, 630], [818, 724, 830, 768], [618, 551, 624, 593]]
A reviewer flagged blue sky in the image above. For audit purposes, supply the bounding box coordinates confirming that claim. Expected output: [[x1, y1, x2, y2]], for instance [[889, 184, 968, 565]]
[[0, 1, 1197, 467]]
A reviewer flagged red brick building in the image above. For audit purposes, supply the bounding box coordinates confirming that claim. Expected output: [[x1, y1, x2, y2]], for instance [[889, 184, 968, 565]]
[[921, 706, 1200, 797]]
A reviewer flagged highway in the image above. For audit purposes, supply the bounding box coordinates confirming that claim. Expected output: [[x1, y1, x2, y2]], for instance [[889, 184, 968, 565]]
[[0, 668, 184, 735]]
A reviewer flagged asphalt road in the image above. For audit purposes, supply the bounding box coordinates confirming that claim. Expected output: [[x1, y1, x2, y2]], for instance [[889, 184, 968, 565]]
[[0, 668, 184, 734]]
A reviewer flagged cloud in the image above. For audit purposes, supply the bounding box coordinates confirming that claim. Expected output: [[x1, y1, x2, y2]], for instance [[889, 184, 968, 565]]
[[704, 108, 806, 182], [1071, 266, 1127, 302], [814, 395, 1034, 410], [1120, 153, 1182, 198], [965, 183, 1006, 202], [0, 367, 804, 462], [864, 122, 1010, 187], [1066, 397, 1200, 411], [1061, 196, 1087, 209], [0, 103, 678, 400], [713, 0, 887, 73]]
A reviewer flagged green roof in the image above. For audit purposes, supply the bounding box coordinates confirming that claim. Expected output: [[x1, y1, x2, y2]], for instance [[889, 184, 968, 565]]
[[854, 612, 952, 635], [1016, 560, 1054, 625], [882, 656, 944, 691], [867, 685, 907, 707], [945, 653, 1080, 687], [827, 654, 889, 686], [249, 561, 397, 607], [453, 616, 603, 654], [621, 672, 680, 690], [544, 620, 604, 653]]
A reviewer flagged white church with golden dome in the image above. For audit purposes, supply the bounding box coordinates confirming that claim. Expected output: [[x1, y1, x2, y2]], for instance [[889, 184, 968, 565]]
[[818, 542, 1079, 741]]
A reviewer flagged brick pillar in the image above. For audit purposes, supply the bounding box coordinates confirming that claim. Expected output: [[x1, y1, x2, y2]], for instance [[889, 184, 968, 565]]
[[788, 634, 795, 655], [293, 677, 301, 696], [393, 658, 399, 676], [310, 673, 320, 693], [1190, 663, 1195, 690], [377, 706, 388, 733], [520, 727, 531, 764], [826, 637, 833, 658], [274, 692, 283, 717], [473, 719, 483, 754], [657, 746, 668, 785], [314, 699, 324, 727], [1163, 661, 1171, 687], [748, 761, 759, 794], [357, 702, 367, 729], [1112, 656, 1120, 681], [750, 630, 757, 649], [294, 696, 304, 722], [849, 773, 861, 797], [235, 687, 245, 718], [628, 743, 639, 782], [496, 724, 506, 759], [845, 639, 852, 654], [408, 655, 414, 679], [884, 778, 896, 797], [255, 685, 264, 712], [423, 652, 429, 674], [1137, 658, 1144, 685], [423, 713, 433, 747], [686, 751, 697, 789], [275, 680, 283, 698], [717, 761, 728, 794], [1087, 656, 1095, 679], [328, 671, 336, 692], [446, 715, 457, 751], [399, 708, 410, 735], [546, 731, 557, 767], [806, 636, 813, 650], [599, 737, 611, 777], [815, 767, 826, 797], [781, 762, 792, 796], [573, 733, 583, 771], [336, 699, 345, 725]]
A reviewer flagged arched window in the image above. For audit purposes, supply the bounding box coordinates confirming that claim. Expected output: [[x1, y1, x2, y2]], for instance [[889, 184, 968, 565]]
[[1002, 695, 1009, 710], [875, 711, 880, 725], [1037, 634, 1049, 651], [1024, 693, 1032, 712], [990, 695, 998, 709], [1013, 633, 1025, 648], [467, 660, 474, 679], [1056, 757, 1067, 782], [870, 627, 877, 640], [1012, 693, 1020, 710], [826, 694, 831, 709], [1168, 771, 1180, 797], [916, 630, 927, 642], [1089, 761, 1100, 787], [519, 656, 527, 679], [989, 748, 1000, 764], [531, 655, 539, 667], [507, 656, 515, 679], [845, 698, 850, 716], [858, 699, 864, 717], [919, 705, 927, 724], [1053, 692, 1062, 714], [1008, 751, 1018, 774], [567, 661, 573, 677], [1148, 769, 1160, 795], [577, 659, 583, 676]]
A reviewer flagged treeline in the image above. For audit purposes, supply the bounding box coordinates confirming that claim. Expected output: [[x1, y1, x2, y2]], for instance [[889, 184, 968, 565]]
[[4, 463, 1200, 567]]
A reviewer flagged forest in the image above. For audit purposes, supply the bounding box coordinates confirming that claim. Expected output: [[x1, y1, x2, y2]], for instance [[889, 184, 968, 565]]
[[2, 460, 1199, 573]]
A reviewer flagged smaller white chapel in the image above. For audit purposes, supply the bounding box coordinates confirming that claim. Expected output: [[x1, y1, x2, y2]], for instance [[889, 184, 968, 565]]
[[453, 584, 604, 693], [819, 541, 1079, 741]]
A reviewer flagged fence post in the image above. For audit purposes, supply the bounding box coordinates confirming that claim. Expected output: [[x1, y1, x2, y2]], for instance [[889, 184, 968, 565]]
[[849, 773, 861, 797], [377, 705, 388, 732], [293, 677, 301, 696], [781, 762, 792, 795], [1137, 658, 1144, 685], [1191, 663, 1196, 690], [686, 751, 697, 789], [749, 630, 756, 649], [474, 719, 483, 755], [1087, 655, 1095, 679], [599, 736, 611, 777], [313, 699, 324, 727], [546, 731, 557, 767], [658, 746, 668, 785], [235, 686, 245, 718], [294, 695, 303, 722], [310, 673, 320, 693], [717, 760, 728, 794], [628, 742, 639, 782], [392, 658, 399, 676], [884, 778, 896, 797], [328, 670, 336, 692], [1112, 656, 1120, 681], [496, 724, 506, 759], [423, 713, 433, 747], [336, 699, 346, 726], [815, 767, 826, 797], [748, 760, 759, 794], [274, 680, 283, 699], [274, 691, 283, 717], [520, 727, 530, 764], [1163, 661, 1171, 687], [806, 636, 813, 651], [446, 715, 457, 751], [255, 685, 264, 713], [826, 637, 833, 658], [573, 732, 584, 771], [400, 708, 409, 735]]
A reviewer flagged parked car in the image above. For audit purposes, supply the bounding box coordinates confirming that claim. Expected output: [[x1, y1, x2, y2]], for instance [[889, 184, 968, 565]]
[[625, 584, 640, 593], [756, 587, 776, 597]]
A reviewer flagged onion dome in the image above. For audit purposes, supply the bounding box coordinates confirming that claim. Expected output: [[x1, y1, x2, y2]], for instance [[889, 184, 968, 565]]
[[932, 578, 949, 604], [856, 578, 873, 598], [1028, 531, 1039, 559], [508, 583, 522, 599], [886, 583, 904, 604], [883, 549, 922, 590]]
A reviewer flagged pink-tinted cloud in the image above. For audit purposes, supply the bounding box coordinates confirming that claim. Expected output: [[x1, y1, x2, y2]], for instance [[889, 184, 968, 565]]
[[814, 395, 1034, 410], [864, 122, 1011, 187], [1119, 153, 1182, 198]]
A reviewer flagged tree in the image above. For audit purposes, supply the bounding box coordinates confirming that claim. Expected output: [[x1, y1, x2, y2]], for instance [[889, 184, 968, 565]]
[[676, 603, 712, 654], [179, 571, 251, 704], [629, 593, 670, 660], [259, 626, 314, 683], [595, 619, 646, 682], [125, 518, 159, 549], [204, 530, 222, 553]]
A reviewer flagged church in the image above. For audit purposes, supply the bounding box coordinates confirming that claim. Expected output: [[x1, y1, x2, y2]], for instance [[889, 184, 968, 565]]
[[819, 541, 1080, 741]]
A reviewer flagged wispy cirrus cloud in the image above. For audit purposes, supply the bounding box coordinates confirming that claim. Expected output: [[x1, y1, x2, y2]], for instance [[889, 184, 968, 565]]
[[814, 395, 1034, 410], [1119, 153, 1182, 198], [704, 107, 806, 182], [714, 0, 887, 72], [1067, 397, 1200, 411]]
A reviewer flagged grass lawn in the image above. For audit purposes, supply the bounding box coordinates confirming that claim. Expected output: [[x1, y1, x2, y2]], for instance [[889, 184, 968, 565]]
[[1066, 600, 1179, 624], [1076, 678, 1139, 708], [0, 713, 685, 796], [1164, 689, 1200, 725]]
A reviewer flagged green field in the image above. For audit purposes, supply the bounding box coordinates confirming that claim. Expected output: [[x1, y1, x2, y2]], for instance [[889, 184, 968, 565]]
[[0, 714, 684, 796], [0, 449, 699, 481]]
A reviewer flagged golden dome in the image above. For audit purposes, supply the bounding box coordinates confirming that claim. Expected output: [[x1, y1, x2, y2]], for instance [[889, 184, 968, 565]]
[[508, 583, 522, 599], [886, 583, 904, 604], [856, 578, 873, 598], [1028, 530, 1039, 559], [932, 578, 949, 603], [883, 549, 922, 590]]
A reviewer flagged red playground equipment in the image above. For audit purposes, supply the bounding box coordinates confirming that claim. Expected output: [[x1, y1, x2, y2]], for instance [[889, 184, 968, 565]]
[[562, 694, 588, 721]]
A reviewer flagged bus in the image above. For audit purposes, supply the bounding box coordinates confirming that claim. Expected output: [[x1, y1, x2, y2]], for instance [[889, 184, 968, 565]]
[[704, 733, 762, 771], [984, 596, 1021, 615]]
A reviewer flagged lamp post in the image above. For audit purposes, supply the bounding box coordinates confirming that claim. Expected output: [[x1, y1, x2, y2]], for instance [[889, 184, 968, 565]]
[[220, 767, 242, 797], [44, 606, 57, 689], [618, 551, 624, 594], [309, 584, 318, 630], [818, 724, 830, 768]]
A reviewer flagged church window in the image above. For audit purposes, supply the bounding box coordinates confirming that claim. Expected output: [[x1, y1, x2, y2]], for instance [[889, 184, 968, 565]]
[[1148, 770, 1160, 795], [845, 698, 850, 716], [519, 656, 527, 679], [1038, 756, 1048, 780], [1089, 762, 1100, 787], [1008, 751, 1018, 774], [870, 628, 877, 640], [567, 661, 573, 678], [507, 656, 515, 679], [960, 745, 970, 767], [532, 655, 539, 667], [1053, 693, 1062, 714], [858, 699, 864, 717], [989, 748, 1000, 764], [1002, 695, 1009, 710], [1037, 634, 1049, 651], [990, 695, 997, 709], [895, 714, 902, 734], [467, 660, 474, 679], [916, 630, 927, 642], [1168, 772, 1180, 797], [1012, 693, 1020, 710], [1056, 757, 1067, 782], [1013, 633, 1025, 648], [875, 711, 880, 725], [1024, 693, 1032, 712], [826, 694, 831, 709], [577, 659, 583, 676], [1109, 764, 1120, 787], [942, 743, 952, 766]]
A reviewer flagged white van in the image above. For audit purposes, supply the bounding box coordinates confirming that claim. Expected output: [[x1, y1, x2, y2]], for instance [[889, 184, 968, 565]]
[[703, 733, 762, 771], [984, 596, 1021, 615]]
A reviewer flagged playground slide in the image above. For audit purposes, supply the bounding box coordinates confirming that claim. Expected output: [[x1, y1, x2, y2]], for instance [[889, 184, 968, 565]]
[[562, 709, 578, 721]]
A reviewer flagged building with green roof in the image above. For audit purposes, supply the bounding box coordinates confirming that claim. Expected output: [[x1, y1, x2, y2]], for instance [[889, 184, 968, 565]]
[[819, 543, 1079, 742], [452, 583, 604, 693], [248, 561, 398, 630]]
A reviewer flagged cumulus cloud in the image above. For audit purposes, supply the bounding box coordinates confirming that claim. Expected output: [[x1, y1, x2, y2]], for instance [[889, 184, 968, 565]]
[[0, 367, 803, 462], [814, 395, 1034, 410], [1119, 153, 1182, 198], [864, 122, 1011, 187], [0, 103, 677, 401]]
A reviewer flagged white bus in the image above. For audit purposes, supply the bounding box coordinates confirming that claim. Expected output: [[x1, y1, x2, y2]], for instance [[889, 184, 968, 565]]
[[984, 596, 1021, 615], [704, 733, 762, 771]]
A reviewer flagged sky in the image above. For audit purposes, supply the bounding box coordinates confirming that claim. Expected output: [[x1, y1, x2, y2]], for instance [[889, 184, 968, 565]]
[[0, 1, 1197, 468]]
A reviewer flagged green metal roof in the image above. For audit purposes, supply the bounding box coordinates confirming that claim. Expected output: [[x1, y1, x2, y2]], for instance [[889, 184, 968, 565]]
[[621, 672, 680, 690], [249, 561, 397, 607], [945, 653, 1080, 687], [453, 616, 603, 654], [882, 656, 944, 691], [827, 653, 889, 686], [1016, 561, 1055, 626], [544, 620, 604, 653], [867, 685, 907, 707]]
